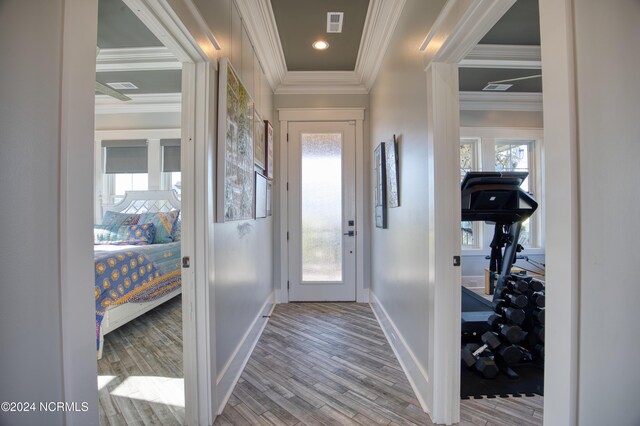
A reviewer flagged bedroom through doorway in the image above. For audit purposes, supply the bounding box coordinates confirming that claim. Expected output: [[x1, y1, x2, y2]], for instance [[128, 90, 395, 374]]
[[93, 0, 186, 423]]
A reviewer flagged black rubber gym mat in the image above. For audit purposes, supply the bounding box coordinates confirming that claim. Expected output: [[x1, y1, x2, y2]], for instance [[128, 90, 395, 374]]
[[460, 362, 544, 398]]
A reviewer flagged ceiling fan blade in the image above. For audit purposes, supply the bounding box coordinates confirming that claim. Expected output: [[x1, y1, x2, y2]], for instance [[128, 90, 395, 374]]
[[488, 74, 542, 85], [95, 81, 131, 101]]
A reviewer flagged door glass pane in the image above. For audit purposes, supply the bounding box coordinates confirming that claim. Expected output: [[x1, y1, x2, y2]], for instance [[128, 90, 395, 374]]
[[301, 133, 342, 282]]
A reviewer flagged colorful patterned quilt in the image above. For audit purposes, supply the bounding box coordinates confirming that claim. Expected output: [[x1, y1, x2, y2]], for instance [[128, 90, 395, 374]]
[[94, 241, 181, 348]]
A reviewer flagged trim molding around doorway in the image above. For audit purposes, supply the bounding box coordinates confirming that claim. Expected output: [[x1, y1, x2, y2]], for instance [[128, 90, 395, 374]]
[[277, 108, 368, 304], [61, 0, 218, 424]]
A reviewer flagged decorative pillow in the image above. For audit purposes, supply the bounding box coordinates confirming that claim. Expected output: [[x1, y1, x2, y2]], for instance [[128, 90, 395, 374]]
[[101, 211, 139, 227], [172, 217, 181, 242], [137, 210, 180, 244], [94, 223, 155, 245]]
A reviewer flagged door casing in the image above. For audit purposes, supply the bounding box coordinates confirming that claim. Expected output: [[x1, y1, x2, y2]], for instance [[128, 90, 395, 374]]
[[277, 108, 367, 304]]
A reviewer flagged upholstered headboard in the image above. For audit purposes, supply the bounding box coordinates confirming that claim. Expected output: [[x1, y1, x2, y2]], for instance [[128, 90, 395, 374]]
[[103, 190, 181, 215]]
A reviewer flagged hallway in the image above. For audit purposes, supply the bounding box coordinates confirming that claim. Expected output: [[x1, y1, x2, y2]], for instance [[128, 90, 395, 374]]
[[215, 303, 543, 425]]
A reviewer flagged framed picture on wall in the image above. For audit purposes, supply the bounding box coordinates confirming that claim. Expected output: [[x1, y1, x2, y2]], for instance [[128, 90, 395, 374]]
[[266, 180, 272, 217], [254, 111, 266, 170], [374, 142, 387, 228], [265, 120, 274, 179], [216, 57, 255, 222], [255, 172, 267, 219], [386, 134, 400, 208]]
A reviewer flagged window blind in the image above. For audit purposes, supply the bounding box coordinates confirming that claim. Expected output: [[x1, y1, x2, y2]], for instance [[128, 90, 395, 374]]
[[102, 140, 148, 174], [161, 139, 181, 172]]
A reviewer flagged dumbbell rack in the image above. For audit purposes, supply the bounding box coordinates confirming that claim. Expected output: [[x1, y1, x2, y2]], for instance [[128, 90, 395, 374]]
[[462, 273, 545, 379]]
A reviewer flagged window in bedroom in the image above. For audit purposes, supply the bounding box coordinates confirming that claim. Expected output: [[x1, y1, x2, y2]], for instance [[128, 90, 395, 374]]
[[460, 138, 481, 248], [102, 140, 149, 204], [495, 140, 538, 247], [161, 139, 181, 198]]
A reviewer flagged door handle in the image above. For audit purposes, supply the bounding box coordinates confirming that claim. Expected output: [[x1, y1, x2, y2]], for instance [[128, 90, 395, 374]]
[[343, 231, 355, 237]]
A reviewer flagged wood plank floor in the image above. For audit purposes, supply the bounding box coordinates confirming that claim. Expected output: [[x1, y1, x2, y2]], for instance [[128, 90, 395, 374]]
[[98, 295, 185, 426], [216, 303, 543, 426], [97, 299, 542, 425]]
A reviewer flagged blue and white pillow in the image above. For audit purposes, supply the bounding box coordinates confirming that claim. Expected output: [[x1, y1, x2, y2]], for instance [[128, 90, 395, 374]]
[[101, 211, 139, 227], [137, 210, 180, 244], [94, 223, 155, 245]]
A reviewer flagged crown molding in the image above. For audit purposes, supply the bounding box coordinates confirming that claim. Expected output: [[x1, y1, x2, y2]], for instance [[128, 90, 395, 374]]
[[460, 44, 541, 69], [95, 93, 182, 114], [234, 0, 287, 91], [459, 91, 543, 112], [276, 71, 368, 95], [420, 0, 516, 66], [236, 0, 405, 94], [354, 0, 406, 91], [96, 47, 181, 72]]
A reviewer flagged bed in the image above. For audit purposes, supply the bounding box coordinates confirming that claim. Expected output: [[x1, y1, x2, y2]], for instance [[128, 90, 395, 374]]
[[95, 190, 182, 358]]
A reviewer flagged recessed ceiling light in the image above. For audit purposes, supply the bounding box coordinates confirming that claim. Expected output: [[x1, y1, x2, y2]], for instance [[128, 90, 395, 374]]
[[312, 40, 329, 50]]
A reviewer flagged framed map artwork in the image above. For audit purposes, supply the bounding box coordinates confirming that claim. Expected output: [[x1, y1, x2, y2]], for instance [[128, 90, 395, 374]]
[[216, 58, 255, 222]]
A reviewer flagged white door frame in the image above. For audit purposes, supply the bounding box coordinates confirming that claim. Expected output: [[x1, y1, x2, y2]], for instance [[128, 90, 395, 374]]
[[61, 0, 219, 424], [419, 1, 516, 424], [278, 108, 368, 303]]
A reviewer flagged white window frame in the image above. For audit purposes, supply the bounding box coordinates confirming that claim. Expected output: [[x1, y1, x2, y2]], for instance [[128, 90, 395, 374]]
[[460, 127, 545, 255], [460, 138, 482, 249], [94, 129, 181, 223]]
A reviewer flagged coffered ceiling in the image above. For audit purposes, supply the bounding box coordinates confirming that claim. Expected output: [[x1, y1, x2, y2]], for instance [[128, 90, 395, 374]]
[[96, 0, 181, 105]]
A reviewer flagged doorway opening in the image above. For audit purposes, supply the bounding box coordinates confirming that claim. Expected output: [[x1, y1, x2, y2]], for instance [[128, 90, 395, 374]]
[[92, 0, 197, 423]]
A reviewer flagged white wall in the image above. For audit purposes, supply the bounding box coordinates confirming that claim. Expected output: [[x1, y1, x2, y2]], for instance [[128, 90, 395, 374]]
[[460, 110, 543, 128], [193, 0, 275, 378], [541, 1, 640, 425], [572, 1, 640, 424], [368, 0, 446, 414], [0, 0, 98, 425]]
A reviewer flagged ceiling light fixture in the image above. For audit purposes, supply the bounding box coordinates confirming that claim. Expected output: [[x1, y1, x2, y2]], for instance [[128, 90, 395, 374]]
[[312, 40, 329, 50]]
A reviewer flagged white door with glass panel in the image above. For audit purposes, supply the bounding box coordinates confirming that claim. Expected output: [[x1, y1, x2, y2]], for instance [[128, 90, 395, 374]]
[[288, 121, 356, 301]]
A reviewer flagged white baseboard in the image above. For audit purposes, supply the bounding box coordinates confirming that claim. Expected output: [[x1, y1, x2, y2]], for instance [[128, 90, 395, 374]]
[[216, 293, 275, 414], [461, 275, 484, 289], [369, 292, 431, 415]]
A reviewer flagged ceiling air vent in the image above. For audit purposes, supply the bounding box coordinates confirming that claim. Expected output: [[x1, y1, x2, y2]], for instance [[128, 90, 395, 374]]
[[106, 82, 138, 90], [327, 12, 344, 33], [482, 83, 512, 91]]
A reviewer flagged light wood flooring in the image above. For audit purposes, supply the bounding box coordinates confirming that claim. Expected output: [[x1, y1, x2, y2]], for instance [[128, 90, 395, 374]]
[[98, 295, 184, 426], [97, 298, 542, 425], [216, 302, 543, 426]]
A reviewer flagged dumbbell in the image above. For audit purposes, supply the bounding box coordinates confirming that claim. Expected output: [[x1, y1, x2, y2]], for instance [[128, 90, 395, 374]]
[[531, 291, 545, 308], [497, 344, 523, 364], [492, 300, 526, 325], [461, 344, 499, 379], [533, 344, 545, 359], [533, 325, 544, 343], [504, 278, 530, 294], [532, 307, 545, 324], [495, 288, 529, 308], [461, 332, 502, 367], [488, 314, 527, 344], [530, 278, 545, 292]]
